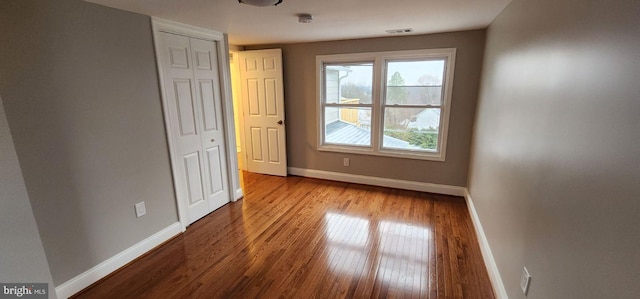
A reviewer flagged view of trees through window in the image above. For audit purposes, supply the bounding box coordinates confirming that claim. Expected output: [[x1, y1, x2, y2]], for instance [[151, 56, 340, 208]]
[[381, 59, 445, 151]]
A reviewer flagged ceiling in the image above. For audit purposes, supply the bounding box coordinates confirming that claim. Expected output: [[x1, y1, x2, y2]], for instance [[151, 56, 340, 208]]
[[84, 0, 512, 46]]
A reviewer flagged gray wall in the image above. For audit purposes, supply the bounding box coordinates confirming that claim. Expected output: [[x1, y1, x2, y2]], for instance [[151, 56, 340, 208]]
[[0, 0, 178, 286], [246, 30, 485, 187], [468, 0, 640, 298], [0, 95, 57, 298]]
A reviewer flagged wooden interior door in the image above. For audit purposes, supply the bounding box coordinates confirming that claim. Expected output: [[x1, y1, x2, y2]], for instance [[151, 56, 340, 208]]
[[239, 49, 287, 176], [158, 32, 230, 226]]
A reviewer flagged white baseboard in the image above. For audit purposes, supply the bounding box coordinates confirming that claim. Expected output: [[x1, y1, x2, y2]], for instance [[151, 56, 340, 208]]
[[287, 167, 465, 196], [464, 190, 508, 299], [55, 222, 182, 299], [234, 188, 243, 201]]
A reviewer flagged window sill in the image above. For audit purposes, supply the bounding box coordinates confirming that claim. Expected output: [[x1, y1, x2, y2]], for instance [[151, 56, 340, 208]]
[[318, 145, 446, 162]]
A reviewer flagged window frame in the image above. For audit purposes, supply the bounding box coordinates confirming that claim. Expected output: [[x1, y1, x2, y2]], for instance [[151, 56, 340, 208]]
[[316, 48, 456, 161]]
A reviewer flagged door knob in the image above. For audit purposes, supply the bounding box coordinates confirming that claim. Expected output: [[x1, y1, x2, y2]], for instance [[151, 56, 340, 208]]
[[277, 120, 283, 125], [211, 139, 215, 142]]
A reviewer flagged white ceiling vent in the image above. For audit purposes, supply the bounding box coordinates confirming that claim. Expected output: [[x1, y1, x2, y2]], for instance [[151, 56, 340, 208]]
[[385, 28, 414, 34]]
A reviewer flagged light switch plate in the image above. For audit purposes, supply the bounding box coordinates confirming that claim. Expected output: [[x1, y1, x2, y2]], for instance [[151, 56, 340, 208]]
[[135, 201, 146, 218]]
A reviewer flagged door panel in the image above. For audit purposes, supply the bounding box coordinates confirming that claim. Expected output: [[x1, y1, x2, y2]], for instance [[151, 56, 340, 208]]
[[194, 50, 212, 70], [265, 79, 278, 116], [267, 128, 280, 163], [198, 80, 218, 131], [250, 127, 263, 161], [247, 79, 260, 115], [183, 152, 208, 222], [263, 57, 276, 71], [173, 79, 197, 136], [183, 152, 204, 205], [206, 146, 224, 195], [239, 49, 287, 176], [169, 47, 189, 68], [245, 58, 258, 71]]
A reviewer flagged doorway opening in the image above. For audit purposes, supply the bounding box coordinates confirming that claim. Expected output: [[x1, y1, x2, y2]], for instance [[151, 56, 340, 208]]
[[229, 50, 246, 191]]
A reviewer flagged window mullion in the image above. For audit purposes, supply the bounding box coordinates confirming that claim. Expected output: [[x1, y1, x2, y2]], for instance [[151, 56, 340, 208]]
[[324, 103, 373, 108], [382, 104, 443, 109], [371, 56, 384, 153]]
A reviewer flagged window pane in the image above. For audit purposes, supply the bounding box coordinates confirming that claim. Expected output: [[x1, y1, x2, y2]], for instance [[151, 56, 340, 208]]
[[386, 86, 442, 106], [325, 63, 373, 104], [325, 107, 372, 146], [383, 108, 440, 151], [386, 60, 445, 106]]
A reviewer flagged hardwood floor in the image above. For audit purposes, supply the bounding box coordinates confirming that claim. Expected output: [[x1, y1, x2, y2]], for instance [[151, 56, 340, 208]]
[[73, 172, 494, 298]]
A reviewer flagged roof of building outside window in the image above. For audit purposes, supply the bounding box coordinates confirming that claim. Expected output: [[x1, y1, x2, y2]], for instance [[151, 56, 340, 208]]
[[325, 121, 420, 149]]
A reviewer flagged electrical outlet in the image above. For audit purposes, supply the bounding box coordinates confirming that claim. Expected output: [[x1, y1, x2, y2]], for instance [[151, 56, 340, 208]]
[[343, 158, 350, 167], [135, 201, 146, 218], [520, 267, 531, 295]]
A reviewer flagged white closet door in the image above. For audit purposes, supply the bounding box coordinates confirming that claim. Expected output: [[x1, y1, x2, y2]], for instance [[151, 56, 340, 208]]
[[158, 32, 229, 226]]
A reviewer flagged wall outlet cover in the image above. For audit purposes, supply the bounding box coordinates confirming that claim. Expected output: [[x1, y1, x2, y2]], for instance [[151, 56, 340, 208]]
[[343, 158, 350, 167]]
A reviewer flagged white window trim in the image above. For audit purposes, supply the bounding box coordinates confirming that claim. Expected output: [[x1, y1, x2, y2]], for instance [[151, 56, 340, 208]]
[[316, 48, 456, 162]]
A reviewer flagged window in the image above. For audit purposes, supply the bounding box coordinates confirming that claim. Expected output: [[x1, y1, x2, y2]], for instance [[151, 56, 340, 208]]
[[317, 49, 456, 161], [323, 62, 373, 147]]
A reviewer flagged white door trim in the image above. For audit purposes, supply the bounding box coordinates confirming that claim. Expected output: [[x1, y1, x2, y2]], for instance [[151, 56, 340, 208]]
[[219, 36, 244, 202], [151, 17, 242, 232]]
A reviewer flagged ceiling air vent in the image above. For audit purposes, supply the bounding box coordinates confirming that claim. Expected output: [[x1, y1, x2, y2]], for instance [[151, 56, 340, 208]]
[[385, 28, 414, 34]]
